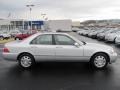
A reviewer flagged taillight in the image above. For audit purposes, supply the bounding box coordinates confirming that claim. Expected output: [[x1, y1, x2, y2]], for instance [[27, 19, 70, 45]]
[[3, 47, 10, 53]]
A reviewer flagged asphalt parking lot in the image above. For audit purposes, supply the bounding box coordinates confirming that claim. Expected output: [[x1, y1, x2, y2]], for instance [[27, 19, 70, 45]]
[[0, 32, 120, 90]]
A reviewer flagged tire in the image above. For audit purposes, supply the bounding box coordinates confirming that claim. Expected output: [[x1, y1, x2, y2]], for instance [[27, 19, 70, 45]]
[[18, 53, 35, 69], [90, 53, 109, 69], [15, 37, 20, 40]]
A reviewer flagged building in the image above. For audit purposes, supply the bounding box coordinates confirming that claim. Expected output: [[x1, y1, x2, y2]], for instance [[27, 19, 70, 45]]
[[0, 19, 74, 32], [72, 21, 80, 28], [0, 19, 11, 32], [0, 19, 44, 32], [11, 19, 44, 30]]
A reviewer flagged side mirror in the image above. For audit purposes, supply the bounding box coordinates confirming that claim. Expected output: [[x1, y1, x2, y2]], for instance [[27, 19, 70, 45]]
[[74, 42, 80, 47], [81, 41, 86, 45]]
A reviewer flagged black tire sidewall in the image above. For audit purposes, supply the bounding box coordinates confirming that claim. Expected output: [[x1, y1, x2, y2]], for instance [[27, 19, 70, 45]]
[[18, 54, 35, 69], [91, 53, 108, 69]]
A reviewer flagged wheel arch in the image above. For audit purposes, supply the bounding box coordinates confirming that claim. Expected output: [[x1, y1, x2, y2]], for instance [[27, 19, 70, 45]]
[[17, 52, 35, 61], [90, 52, 110, 62]]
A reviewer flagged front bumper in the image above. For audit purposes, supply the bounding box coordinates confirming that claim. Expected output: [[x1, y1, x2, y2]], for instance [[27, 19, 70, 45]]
[[115, 38, 120, 44], [99, 36, 105, 40], [105, 37, 115, 42], [109, 52, 118, 63], [91, 35, 97, 38], [115, 40, 120, 44]]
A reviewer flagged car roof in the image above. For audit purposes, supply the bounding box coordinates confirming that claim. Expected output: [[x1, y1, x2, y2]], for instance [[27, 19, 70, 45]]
[[21, 32, 74, 44], [37, 32, 70, 35]]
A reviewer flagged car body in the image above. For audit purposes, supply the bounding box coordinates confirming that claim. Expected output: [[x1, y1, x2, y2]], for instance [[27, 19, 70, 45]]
[[88, 30, 95, 37], [0, 33, 11, 39], [90, 31, 98, 38], [90, 30, 105, 39], [97, 29, 113, 40], [15, 33, 31, 40], [105, 30, 120, 42], [10, 30, 22, 37], [14, 30, 37, 40], [72, 27, 81, 32], [82, 30, 88, 36], [85, 30, 92, 37], [77, 30, 85, 35], [3, 33, 117, 69], [115, 35, 120, 44]]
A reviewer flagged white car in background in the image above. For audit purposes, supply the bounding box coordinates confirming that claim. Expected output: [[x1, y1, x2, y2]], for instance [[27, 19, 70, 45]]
[[90, 30, 104, 38], [77, 30, 85, 35], [72, 27, 81, 32], [3, 33, 117, 69], [78, 30, 86, 35], [105, 30, 120, 42], [97, 29, 114, 40], [88, 30, 95, 37], [0, 33, 11, 39], [10, 30, 22, 37], [115, 35, 120, 44]]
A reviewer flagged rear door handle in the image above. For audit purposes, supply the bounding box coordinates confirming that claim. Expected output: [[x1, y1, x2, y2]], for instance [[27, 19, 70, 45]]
[[30, 46, 38, 48]]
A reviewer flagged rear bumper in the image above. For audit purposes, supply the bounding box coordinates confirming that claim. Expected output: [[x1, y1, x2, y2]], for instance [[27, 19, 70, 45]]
[[91, 35, 97, 38], [105, 37, 114, 41], [2, 53, 18, 61]]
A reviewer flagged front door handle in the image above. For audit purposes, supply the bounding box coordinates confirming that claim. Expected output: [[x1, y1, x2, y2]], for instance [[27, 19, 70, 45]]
[[56, 47, 63, 48]]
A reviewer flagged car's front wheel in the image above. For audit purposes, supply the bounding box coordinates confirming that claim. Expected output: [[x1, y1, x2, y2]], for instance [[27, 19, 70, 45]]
[[18, 53, 35, 69], [90, 53, 109, 69]]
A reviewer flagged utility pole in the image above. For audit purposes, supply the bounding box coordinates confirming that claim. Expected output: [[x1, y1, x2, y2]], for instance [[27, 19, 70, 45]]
[[26, 4, 35, 32], [7, 12, 11, 32]]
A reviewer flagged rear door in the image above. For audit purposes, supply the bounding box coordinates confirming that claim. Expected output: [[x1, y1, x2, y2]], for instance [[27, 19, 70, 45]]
[[30, 34, 56, 61]]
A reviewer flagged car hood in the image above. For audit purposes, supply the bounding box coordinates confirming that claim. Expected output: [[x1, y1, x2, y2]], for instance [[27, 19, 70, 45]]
[[108, 33, 119, 37]]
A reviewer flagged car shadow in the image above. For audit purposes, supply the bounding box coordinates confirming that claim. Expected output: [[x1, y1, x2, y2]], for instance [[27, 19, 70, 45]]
[[115, 44, 120, 48], [104, 41, 114, 44], [6, 62, 114, 78]]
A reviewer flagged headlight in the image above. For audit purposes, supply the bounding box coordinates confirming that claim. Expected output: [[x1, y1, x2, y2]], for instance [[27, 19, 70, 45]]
[[109, 49, 115, 54]]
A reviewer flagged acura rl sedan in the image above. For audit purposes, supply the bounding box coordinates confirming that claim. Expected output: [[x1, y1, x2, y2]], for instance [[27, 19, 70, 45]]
[[3, 33, 117, 69]]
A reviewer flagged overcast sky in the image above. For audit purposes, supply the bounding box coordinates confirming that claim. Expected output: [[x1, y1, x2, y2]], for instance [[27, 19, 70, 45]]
[[1, 0, 120, 21]]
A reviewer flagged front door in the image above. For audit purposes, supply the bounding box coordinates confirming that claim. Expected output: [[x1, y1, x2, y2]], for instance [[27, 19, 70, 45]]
[[54, 34, 84, 60]]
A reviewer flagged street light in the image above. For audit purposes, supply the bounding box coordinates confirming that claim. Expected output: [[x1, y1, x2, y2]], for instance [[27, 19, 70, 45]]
[[26, 4, 35, 32]]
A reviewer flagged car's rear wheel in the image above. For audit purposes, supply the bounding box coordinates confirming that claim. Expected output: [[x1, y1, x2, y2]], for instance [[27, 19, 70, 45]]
[[15, 37, 20, 40], [90, 53, 109, 69], [18, 53, 35, 69]]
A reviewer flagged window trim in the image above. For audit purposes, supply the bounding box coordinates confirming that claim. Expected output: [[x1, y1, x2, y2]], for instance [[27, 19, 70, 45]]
[[30, 34, 54, 45]]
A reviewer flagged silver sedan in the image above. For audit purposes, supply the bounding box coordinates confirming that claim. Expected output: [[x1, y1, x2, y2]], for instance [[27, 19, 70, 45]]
[[3, 33, 117, 69]]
